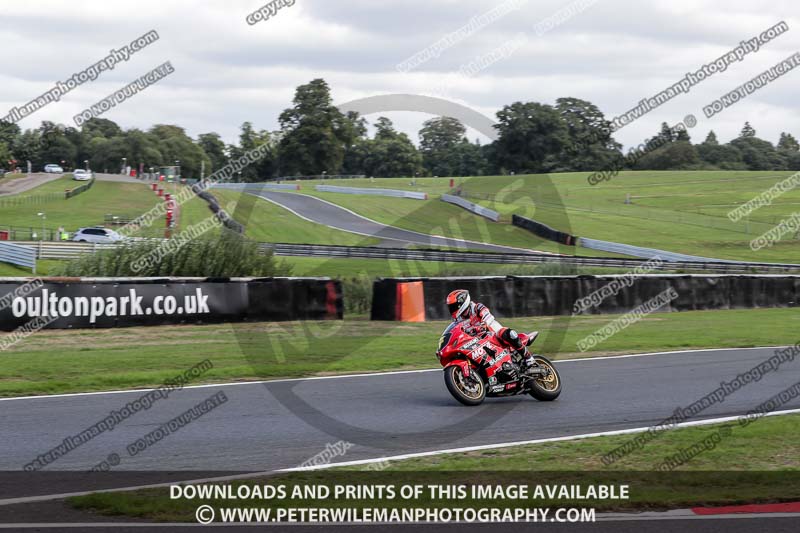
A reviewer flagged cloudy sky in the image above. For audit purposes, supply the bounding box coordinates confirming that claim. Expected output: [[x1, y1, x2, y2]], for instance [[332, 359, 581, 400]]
[[2, 0, 799, 149]]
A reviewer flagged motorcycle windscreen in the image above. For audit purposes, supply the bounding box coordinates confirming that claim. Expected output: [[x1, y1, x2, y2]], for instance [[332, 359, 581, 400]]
[[437, 321, 458, 351]]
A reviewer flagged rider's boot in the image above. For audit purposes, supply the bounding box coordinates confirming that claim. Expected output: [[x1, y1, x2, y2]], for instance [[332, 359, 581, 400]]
[[516, 347, 537, 374]]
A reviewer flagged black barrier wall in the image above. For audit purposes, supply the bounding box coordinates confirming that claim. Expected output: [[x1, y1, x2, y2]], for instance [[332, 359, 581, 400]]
[[194, 188, 245, 233], [0, 278, 342, 330], [512, 214, 576, 246], [371, 275, 800, 320]]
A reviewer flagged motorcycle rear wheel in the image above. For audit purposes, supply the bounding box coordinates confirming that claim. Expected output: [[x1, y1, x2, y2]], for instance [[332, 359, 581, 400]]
[[444, 366, 486, 406], [528, 355, 562, 401]]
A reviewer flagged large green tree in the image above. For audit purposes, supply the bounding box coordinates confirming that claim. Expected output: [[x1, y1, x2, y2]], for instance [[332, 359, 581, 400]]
[[361, 117, 422, 177], [198, 133, 229, 173], [740, 122, 756, 138], [278, 79, 351, 175], [0, 121, 20, 148], [419, 116, 468, 176], [553, 97, 621, 172], [492, 102, 570, 174], [226, 123, 278, 181], [340, 112, 369, 176], [634, 141, 700, 170], [0, 142, 12, 168], [730, 136, 786, 171], [148, 124, 210, 179], [11, 129, 41, 168], [697, 131, 745, 169], [777, 132, 799, 153]]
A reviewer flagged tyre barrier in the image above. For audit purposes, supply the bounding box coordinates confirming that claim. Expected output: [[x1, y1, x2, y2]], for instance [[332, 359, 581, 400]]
[[371, 275, 800, 321], [0, 278, 342, 331], [194, 189, 245, 234], [512, 214, 577, 246]]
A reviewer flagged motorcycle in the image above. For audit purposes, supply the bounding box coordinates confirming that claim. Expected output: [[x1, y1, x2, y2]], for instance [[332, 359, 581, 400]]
[[435, 320, 562, 406]]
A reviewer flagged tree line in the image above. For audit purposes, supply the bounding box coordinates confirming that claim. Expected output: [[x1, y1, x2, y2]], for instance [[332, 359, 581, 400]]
[[2, 78, 798, 180]]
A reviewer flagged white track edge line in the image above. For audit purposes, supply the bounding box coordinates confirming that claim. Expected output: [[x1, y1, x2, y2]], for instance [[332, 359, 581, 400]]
[[0, 407, 798, 507], [0, 346, 787, 402], [277, 407, 800, 473]]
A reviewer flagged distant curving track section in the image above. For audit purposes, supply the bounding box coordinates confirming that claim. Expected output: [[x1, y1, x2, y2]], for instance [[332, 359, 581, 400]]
[[248, 190, 552, 254]]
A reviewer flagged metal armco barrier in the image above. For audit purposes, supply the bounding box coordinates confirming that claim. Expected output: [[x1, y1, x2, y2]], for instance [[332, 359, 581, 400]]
[[0, 277, 342, 331], [16, 241, 117, 259], [440, 194, 500, 222], [579, 237, 739, 263], [259, 244, 800, 273], [371, 275, 800, 321], [512, 214, 577, 246], [211, 182, 300, 191], [0, 242, 36, 273], [315, 185, 427, 200], [15, 241, 800, 274]]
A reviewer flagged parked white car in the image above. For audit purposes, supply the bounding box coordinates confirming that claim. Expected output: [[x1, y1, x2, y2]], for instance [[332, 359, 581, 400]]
[[44, 164, 64, 173], [71, 227, 124, 243], [73, 169, 92, 181]]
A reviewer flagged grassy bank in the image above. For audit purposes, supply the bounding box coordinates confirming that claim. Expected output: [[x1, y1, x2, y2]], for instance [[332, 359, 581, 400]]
[[0, 178, 161, 233], [288, 171, 800, 262], [178, 189, 381, 246]]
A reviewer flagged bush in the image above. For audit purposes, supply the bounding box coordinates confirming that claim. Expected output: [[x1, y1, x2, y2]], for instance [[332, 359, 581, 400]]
[[52, 230, 293, 278], [341, 273, 373, 315]]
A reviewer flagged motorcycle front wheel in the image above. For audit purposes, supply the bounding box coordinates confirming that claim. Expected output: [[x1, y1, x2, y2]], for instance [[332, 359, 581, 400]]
[[528, 355, 562, 401], [444, 366, 486, 406]]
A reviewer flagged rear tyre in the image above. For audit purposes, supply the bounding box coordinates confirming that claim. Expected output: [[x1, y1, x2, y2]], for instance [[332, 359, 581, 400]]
[[444, 365, 485, 406], [528, 355, 561, 401]]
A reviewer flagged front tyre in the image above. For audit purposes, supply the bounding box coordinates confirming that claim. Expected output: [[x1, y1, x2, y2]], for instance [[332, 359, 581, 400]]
[[528, 355, 562, 401], [444, 365, 485, 406]]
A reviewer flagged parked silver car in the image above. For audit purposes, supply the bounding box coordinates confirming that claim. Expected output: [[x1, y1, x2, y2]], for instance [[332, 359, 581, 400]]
[[44, 164, 64, 173], [72, 169, 93, 181], [71, 227, 124, 243]]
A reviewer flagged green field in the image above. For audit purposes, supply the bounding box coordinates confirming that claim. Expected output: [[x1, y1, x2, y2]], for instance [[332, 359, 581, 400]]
[[0, 259, 61, 276], [0, 254, 661, 279], [285, 171, 800, 263], [284, 256, 628, 277], [178, 189, 380, 246], [69, 414, 800, 520], [0, 307, 796, 397], [0, 177, 162, 234], [3, 170, 799, 273]]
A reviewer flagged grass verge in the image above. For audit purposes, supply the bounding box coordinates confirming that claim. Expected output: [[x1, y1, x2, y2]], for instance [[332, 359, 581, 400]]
[[0, 178, 161, 232], [0, 307, 797, 397], [68, 414, 800, 521]]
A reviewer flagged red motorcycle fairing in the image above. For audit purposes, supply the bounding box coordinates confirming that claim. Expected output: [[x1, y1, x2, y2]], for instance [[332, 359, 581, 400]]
[[436, 320, 529, 389], [443, 359, 471, 377]]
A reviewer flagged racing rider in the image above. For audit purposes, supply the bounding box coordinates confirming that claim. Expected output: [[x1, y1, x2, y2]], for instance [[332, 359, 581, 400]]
[[445, 289, 536, 372]]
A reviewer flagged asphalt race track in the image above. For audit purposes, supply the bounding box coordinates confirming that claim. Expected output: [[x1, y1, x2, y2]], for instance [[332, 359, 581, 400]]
[[1, 346, 799, 530], [248, 190, 549, 253], [2, 347, 799, 483]]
